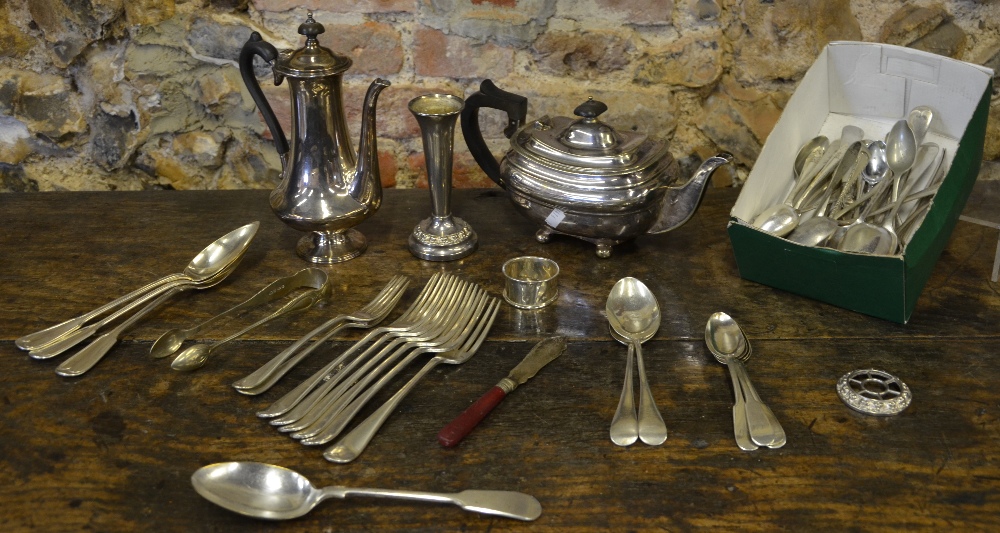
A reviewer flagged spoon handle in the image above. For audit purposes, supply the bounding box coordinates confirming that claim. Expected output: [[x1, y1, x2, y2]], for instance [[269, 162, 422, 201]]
[[731, 359, 786, 448], [29, 279, 187, 359], [609, 344, 639, 446], [319, 486, 541, 521], [724, 363, 758, 451], [634, 342, 667, 446], [55, 288, 183, 377], [16, 272, 180, 351]]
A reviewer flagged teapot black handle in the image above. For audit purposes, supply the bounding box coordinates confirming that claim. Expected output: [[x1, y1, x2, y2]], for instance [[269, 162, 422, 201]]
[[239, 32, 289, 158], [460, 79, 528, 189]]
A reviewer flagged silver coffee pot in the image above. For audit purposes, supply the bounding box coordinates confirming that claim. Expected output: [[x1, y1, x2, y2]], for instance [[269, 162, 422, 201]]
[[239, 13, 389, 263]]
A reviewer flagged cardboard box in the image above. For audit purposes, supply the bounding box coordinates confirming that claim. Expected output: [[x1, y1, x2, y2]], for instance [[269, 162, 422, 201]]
[[728, 42, 993, 323]]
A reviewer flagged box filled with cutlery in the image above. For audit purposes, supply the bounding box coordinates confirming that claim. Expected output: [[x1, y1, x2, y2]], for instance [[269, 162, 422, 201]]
[[727, 41, 993, 323]]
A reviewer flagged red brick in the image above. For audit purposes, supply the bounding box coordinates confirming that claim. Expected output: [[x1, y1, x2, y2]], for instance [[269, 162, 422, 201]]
[[319, 21, 403, 76], [413, 28, 514, 79], [561, 0, 673, 26], [251, 0, 416, 13], [378, 149, 397, 188], [410, 151, 499, 189]]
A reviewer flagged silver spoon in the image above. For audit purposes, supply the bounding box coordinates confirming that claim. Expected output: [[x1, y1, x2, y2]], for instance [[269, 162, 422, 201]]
[[705, 312, 785, 449], [788, 141, 869, 247], [16, 221, 260, 352], [907, 106, 934, 147], [752, 136, 829, 237], [606, 277, 666, 446], [885, 119, 917, 203], [151, 268, 327, 359], [192, 462, 541, 521], [170, 280, 330, 372], [828, 143, 893, 249]]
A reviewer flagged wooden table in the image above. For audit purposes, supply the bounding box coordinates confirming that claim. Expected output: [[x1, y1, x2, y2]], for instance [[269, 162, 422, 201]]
[[2, 188, 999, 531]]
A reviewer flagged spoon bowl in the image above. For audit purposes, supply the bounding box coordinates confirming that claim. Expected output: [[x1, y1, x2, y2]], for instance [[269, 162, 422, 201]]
[[192, 461, 542, 521], [606, 277, 661, 344], [886, 119, 917, 176]]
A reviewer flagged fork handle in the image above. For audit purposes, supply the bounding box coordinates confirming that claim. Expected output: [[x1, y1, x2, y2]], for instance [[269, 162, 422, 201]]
[[438, 385, 508, 448], [325, 358, 443, 463], [233, 317, 349, 393]]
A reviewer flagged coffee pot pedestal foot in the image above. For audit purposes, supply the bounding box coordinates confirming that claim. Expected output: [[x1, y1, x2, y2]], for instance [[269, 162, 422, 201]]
[[298, 229, 367, 264]]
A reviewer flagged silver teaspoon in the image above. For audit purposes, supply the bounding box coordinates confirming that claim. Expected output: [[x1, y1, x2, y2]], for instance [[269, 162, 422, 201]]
[[192, 462, 541, 521], [705, 312, 786, 449]]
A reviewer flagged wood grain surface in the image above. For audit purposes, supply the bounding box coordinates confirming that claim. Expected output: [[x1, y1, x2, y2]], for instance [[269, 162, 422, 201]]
[[1, 188, 998, 531]]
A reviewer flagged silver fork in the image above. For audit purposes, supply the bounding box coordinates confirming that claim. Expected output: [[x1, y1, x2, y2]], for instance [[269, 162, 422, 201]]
[[324, 299, 499, 463], [289, 288, 488, 442], [271, 278, 472, 429], [232, 275, 410, 394], [256, 273, 454, 419], [297, 293, 491, 446]]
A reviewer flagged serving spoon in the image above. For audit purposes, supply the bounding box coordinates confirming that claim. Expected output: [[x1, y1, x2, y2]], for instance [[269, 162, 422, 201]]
[[17, 221, 259, 352], [606, 277, 666, 446], [191, 462, 541, 521]]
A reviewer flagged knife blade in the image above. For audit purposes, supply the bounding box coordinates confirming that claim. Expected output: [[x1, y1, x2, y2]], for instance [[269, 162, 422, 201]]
[[438, 336, 567, 447]]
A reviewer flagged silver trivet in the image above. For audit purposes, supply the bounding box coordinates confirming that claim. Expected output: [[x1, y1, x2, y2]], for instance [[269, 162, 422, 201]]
[[836, 369, 911, 416]]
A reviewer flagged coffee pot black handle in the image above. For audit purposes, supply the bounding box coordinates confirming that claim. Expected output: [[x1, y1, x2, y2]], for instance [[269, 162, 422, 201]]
[[460, 79, 528, 188], [239, 32, 289, 158]]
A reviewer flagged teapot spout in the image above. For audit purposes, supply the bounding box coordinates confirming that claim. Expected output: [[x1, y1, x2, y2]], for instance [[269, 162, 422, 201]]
[[648, 153, 734, 234], [351, 78, 392, 204]]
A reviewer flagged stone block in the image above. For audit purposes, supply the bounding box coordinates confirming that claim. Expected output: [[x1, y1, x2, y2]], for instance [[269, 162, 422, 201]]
[[319, 22, 403, 76], [1, 68, 87, 140], [0, 163, 38, 192], [186, 15, 254, 63], [251, 0, 417, 13], [124, 0, 175, 26], [559, 0, 674, 26], [419, 0, 556, 47], [729, 0, 861, 84], [89, 110, 139, 171], [413, 27, 514, 79], [634, 33, 723, 88], [0, 3, 35, 58], [879, 4, 950, 47], [28, 0, 125, 67], [531, 30, 632, 77]]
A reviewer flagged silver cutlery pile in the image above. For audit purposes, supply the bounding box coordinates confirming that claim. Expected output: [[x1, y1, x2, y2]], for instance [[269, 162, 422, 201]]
[[251, 272, 499, 463], [754, 106, 945, 255], [705, 312, 786, 450], [15, 222, 260, 377]]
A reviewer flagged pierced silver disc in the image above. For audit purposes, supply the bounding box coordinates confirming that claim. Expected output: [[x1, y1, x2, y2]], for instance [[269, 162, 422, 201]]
[[837, 369, 911, 416]]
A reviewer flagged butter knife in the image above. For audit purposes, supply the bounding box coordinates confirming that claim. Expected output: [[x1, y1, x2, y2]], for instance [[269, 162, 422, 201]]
[[438, 336, 567, 447]]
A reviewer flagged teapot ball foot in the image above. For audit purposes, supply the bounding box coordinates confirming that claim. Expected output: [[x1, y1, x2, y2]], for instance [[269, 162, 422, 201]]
[[297, 229, 367, 264], [595, 243, 613, 258], [535, 228, 553, 243]]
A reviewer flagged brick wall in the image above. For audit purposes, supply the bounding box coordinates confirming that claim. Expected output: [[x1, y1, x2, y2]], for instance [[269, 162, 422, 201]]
[[0, 0, 998, 192]]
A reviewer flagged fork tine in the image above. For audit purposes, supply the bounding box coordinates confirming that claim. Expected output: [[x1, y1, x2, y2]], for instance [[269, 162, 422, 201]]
[[277, 279, 476, 430], [258, 273, 454, 419], [292, 289, 490, 442], [232, 275, 411, 394]]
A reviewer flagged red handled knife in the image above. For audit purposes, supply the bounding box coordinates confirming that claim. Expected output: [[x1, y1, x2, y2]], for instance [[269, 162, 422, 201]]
[[438, 336, 567, 447]]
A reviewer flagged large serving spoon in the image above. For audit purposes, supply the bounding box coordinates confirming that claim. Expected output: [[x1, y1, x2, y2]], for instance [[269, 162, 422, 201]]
[[16, 221, 259, 352], [191, 462, 541, 521], [705, 312, 785, 449], [606, 277, 666, 446]]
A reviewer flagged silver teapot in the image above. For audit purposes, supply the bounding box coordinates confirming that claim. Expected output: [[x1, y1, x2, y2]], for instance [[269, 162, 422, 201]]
[[239, 13, 389, 263], [461, 80, 733, 258]]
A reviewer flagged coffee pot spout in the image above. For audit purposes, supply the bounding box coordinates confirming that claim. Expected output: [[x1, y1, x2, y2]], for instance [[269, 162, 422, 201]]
[[352, 78, 391, 203], [648, 153, 734, 234]]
